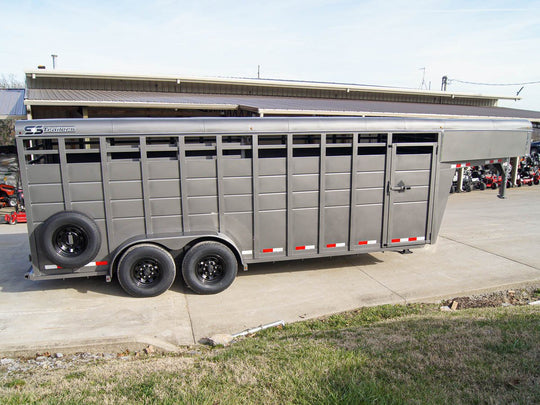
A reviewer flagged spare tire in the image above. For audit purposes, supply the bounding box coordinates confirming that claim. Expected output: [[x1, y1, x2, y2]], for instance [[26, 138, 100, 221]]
[[40, 211, 101, 268]]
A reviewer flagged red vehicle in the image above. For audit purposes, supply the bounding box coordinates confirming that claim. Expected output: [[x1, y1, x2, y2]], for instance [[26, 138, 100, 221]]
[[0, 184, 17, 207], [5, 210, 27, 225], [533, 167, 540, 185], [516, 160, 535, 187]]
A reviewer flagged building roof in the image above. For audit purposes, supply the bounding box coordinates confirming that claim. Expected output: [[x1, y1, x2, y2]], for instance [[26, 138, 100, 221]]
[[25, 70, 519, 107], [0, 89, 26, 118], [26, 88, 540, 121]]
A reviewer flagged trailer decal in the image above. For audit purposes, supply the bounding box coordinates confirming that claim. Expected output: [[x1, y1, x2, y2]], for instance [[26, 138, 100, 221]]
[[326, 243, 346, 248], [262, 247, 283, 253], [358, 240, 377, 245], [485, 159, 503, 164], [295, 245, 316, 251], [391, 236, 426, 244], [44, 261, 109, 270], [451, 163, 471, 169]]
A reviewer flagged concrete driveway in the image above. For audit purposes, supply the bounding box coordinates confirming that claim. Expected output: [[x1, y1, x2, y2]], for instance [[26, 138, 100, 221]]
[[1, 187, 540, 354]]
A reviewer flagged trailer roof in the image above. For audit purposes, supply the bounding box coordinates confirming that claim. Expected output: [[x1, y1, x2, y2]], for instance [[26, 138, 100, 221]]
[[15, 116, 532, 137]]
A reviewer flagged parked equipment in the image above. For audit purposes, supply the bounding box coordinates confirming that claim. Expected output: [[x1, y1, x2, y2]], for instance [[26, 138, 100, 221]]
[[5, 210, 27, 225], [0, 184, 17, 207], [15, 117, 531, 297]]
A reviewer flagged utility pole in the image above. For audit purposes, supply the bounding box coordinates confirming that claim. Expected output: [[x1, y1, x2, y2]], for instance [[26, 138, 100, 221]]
[[257, 65, 260, 79], [441, 76, 448, 91], [419, 67, 426, 89], [51, 54, 58, 69]]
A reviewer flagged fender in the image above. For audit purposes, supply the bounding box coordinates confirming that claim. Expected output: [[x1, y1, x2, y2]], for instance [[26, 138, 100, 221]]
[[107, 231, 247, 278]]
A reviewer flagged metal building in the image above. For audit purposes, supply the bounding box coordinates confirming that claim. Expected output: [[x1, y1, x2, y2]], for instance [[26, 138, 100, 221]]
[[21, 70, 540, 188]]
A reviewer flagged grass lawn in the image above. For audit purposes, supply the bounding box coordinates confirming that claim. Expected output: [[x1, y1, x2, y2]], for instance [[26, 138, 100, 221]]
[[1, 303, 539, 404]]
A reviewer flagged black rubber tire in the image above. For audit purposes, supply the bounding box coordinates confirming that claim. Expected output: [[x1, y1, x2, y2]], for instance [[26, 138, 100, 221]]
[[117, 244, 176, 297], [182, 241, 238, 294], [479, 182, 487, 190], [8, 197, 17, 207], [40, 211, 101, 268], [491, 183, 497, 190]]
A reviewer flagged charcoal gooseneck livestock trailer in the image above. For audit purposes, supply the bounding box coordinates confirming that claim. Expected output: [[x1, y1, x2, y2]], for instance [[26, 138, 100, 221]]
[[16, 117, 531, 297]]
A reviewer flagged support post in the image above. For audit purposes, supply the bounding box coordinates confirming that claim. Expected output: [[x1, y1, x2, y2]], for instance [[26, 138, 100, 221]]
[[510, 157, 519, 187], [456, 167, 464, 192], [495, 163, 507, 199]]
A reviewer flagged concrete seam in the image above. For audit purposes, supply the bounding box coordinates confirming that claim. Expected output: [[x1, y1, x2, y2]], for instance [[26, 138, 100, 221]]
[[347, 258, 409, 304], [182, 286, 198, 345], [440, 235, 540, 273]]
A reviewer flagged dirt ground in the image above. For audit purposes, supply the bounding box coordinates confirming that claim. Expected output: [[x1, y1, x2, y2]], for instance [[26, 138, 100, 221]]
[[442, 286, 540, 309]]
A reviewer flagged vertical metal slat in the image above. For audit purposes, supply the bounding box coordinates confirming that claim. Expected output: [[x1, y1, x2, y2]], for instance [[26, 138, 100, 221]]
[[216, 135, 224, 233], [252, 135, 260, 259], [58, 138, 72, 211], [318, 133, 326, 253], [348, 133, 359, 249], [286, 133, 293, 256], [179, 136, 190, 232], [99, 137, 113, 254], [381, 133, 393, 247], [139, 136, 152, 236]]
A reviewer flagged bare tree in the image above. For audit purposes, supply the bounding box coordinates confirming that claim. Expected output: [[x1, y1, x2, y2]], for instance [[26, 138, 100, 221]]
[[0, 74, 25, 89]]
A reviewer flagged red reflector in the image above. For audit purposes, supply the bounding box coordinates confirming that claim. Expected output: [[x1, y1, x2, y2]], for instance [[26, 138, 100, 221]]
[[326, 243, 336, 248], [262, 248, 273, 253], [95, 261, 108, 266], [409, 237, 417, 242], [358, 241, 368, 245], [296, 246, 305, 250], [391, 239, 400, 243]]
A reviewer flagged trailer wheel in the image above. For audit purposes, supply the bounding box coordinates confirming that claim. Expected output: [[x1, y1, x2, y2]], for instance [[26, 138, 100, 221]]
[[182, 241, 238, 294], [491, 183, 497, 190], [8, 213, 16, 225], [117, 244, 176, 297], [8, 197, 17, 207], [40, 211, 101, 268]]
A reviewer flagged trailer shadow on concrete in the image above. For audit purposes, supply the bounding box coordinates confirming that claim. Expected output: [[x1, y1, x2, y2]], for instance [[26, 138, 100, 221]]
[[0, 233, 128, 297], [236, 253, 383, 277], [1, 231, 382, 298]]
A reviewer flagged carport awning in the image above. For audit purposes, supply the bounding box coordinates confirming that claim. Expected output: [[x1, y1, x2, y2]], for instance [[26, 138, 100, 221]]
[[26, 88, 540, 121]]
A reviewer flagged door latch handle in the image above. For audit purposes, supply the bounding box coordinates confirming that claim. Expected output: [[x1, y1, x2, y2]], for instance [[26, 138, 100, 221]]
[[389, 181, 411, 193]]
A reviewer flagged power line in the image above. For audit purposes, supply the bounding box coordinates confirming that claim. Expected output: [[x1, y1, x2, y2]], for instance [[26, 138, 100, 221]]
[[449, 78, 540, 86]]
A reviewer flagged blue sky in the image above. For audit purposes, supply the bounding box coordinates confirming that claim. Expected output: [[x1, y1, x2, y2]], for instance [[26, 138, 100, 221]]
[[2, 0, 540, 110]]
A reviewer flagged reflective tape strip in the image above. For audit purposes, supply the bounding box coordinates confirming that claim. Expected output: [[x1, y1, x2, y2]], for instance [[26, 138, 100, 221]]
[[358, 240, 377, 245], [295, 245, 315, 251], [262, 247, 283, 253], [44, 261, 109, 270], [326, 242, 346, 248], [241, 250, 253, 255], [391, 236, 425, 244], [485, 159, 503, 164], [451, 163, 471, 169]]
